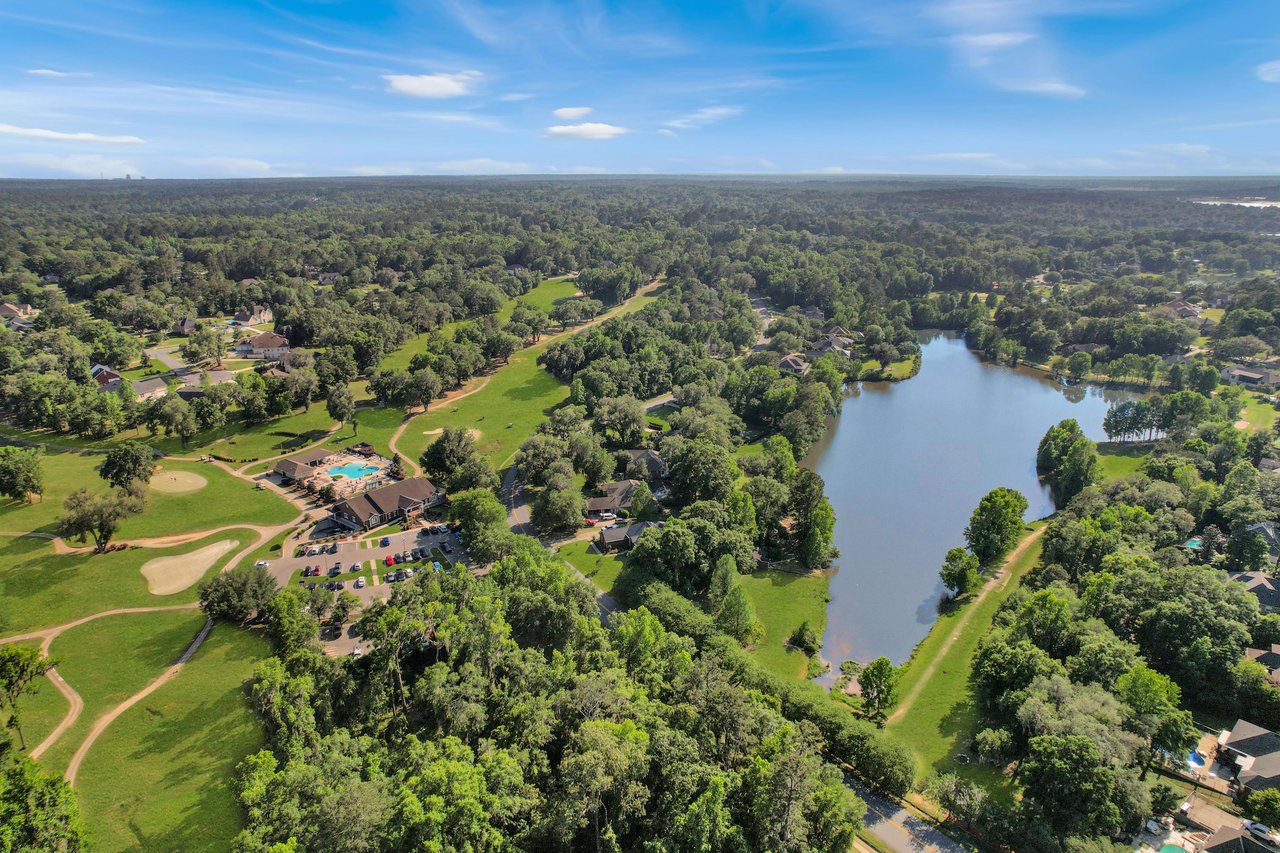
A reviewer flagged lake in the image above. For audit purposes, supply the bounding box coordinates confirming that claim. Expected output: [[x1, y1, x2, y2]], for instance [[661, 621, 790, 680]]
[[805, 331, 1135, 667]]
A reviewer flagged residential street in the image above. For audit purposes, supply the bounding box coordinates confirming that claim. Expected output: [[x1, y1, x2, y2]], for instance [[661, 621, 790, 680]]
[[849, 782, 969, 853]]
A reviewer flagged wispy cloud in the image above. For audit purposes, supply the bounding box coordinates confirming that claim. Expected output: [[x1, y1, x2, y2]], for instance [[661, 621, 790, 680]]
[[26, 68, 91, 78], [665, 106, 742, 129], [656, 129, 677, 137], [383, 71, 483, 99], [402, 111, 507, 131], [5, 153, 139, 178], [552, 106, 592, 119], [1258, 61, 1280, 83], [0, 123, 144, 144], [545, 122, 628, 139], [176, 157, 305, 177], [435, 157, 532, 172], [499, 92, 535, 101]]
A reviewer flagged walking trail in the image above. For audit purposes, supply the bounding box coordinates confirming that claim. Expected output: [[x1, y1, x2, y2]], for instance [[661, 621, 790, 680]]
[[885, 526, 1045, 724]]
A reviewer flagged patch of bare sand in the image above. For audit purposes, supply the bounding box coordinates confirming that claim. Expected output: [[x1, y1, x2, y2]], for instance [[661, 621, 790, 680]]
[[141, 539, 237, 595], [149, 470, 208, 494]]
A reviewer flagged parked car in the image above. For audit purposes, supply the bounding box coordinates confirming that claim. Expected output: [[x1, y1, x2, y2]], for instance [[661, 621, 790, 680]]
[[380, 536, 390, 547], [307, 582, 317, 590], [255, 560, 270, 568], [307, 546, 319, 556], [599, 512, 616, 521], [350, 645, 363, 658], [433, 561, 442, 571], [334, 581, 345, 590], [354, 577, 365, 589], [394, 570, 406, 582], [384, 555, 393, 567], [350, 563, 361, 573], [329, 543, 339, 554], [403, 568, 414, 579], [442, 543, 452, 553]]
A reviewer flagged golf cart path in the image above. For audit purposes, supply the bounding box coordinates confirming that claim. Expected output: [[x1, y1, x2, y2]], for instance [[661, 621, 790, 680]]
[[885, 526, 1044, 724]]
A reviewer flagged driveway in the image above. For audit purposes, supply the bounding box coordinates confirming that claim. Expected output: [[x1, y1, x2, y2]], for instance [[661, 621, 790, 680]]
[[848, 782, 969, 853], [144, 346, 186, 371]]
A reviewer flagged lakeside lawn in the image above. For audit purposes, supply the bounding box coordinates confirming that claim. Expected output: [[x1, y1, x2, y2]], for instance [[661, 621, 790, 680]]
[[1098, 442, 1150, 481], [74, 624, 268, 853], [0, 449, 294, 539], [38, 608, 209, 775], [558, 540, 623, 596], [0, 529, 252, 636], [738, 569, 829, 681], [885, 526, 1044, 795]]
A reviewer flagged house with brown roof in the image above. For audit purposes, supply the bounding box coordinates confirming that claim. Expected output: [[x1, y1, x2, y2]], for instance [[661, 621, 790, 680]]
[[330, 477, 444, 531], [1246, 645, 1280, 686], [171, 316, 199, 336], [0, 302, 36, 321], [90, 364, 123, 387], [777, 353, 810, 376], [586, 479, 644, 516], [233, 305, 273, 326], [624, 449, 668, 481], [598, 521, 662, 552], [1164, 299, 1203, 320], [1232, 572, 1280, 612], [1222, 366, 1280, 388], [1200, 824, 1280, 853], [1219, 720, 1280, 795], [234, 331, 290, 360], [272, 448, 334, 483], [806, 334, 857, 361]]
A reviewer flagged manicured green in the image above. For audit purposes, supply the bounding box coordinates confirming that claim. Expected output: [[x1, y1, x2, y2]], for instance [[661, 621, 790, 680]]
[[153, 404, 338, 458], [559, 540, 624, 595], [0, 639, 66, 754], [885, 526, 1044, 795], [1097, 442, 1149, 481], [39, 608, 209, 774], [74, 625, 269, 853], [1239, 395, 1278, 432], [737, 569, 829, 681], [0, 530, 252, 635]]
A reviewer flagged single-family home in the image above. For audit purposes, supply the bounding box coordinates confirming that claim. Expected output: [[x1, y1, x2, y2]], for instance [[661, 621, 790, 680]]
[[586, 479, 645, 516], [239, 278, 262, 287], [1246, 645, 1280, 686], [41, 273, 61, 284], [330, 477, 444, 531], [233, 304, 273, 326], [1260, 458, 1280, 475], [1231, 572, 1280, 613], [90, 364, 123, 387], [1200, 824, 1279, 853], [624, 449, 669, 481], [94, 369, 168, 402], [130, 377, 169, 402], [777, 353, 811, 377], [1164, 299, 1203, 320], [1222, 366, 1280, 388], [806, 334, 857, 361], [1219, 720, 1280, 795], [272, 448, 334, 483], [802, 306, 825, 322], [1245, 522, 1280, 563], [317, 272, 341, 285], [598, 521, 663, 552], [171, 317, 199, 336], [234, 331, 290, 360], [0, 302, 37, 321]]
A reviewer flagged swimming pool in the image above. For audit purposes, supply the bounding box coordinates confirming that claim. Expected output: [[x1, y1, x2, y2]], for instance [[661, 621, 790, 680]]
[[1188, 750, 1206, 768], [328, 462, 380, 479], [1160, 844, 1189, 853]]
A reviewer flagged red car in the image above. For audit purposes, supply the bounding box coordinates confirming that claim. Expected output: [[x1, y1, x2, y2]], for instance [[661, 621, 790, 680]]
[[384, 555, 393, 567]]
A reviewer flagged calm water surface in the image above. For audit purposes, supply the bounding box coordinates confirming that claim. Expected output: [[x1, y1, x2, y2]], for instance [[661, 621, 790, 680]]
[[805, 332, 1136, 667]]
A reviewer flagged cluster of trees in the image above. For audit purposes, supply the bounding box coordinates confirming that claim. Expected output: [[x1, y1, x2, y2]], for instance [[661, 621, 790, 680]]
[[216, 541, 868, 851], [1036, 419, 1100, 504]]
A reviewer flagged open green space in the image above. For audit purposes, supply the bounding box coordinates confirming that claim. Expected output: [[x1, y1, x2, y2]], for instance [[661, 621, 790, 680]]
[[74, 625, 269, 853], [1239, 394, 1278, 432], [1098, 442, 1150, 481], [152, 404, 338, 459], [38, 608, 209, 774], [559, 540, 623, 595], [738, 569, 829, 681], [0, 639, 66, 753], [0, 448, 294, 538], [885, 527, 1044, 795], [0, 529, 251, 635]]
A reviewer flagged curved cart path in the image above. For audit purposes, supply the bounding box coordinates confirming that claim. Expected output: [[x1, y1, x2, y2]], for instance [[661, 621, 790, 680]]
[[885, 526, 1045, 724]]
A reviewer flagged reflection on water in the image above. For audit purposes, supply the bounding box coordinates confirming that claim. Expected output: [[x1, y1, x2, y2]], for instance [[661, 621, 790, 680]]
[[804, 332, 1136, 668]]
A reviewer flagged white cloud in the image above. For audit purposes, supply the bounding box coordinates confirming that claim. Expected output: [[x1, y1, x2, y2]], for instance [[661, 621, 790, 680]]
[[951, 31, 1034, 50], [0, 123, 144, 144], [499, 92, 535, 101], [8, 153, 139, 178], [1008, 79, 1086, 98], [26, 68, 91, 78], [1258, 61, 1280, 84], [545, 122, 628, 139], [656, 129, 677, 137], [403, 111, 506, 131], [552, 106, 593, 119], [383, 71, 482, 98], [434, 157, 533, 172], [176, 157, 305, 177], [665, 106, 742, 129]]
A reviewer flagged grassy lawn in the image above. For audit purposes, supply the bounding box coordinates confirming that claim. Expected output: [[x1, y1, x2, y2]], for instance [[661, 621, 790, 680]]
[[75, 624, 268, 853], [0, 449, 294, 538], [0, 639, 66, 753], [0, 530, 252, 636], [1098, 442, 1150, 481], [38, 608, 209, 775], [152, 405, 337, 459], [1239, 394, 1278, 432], [738, 569, 829, 681], [885, 527, 1044, 795], [558, 540, 623, 595]]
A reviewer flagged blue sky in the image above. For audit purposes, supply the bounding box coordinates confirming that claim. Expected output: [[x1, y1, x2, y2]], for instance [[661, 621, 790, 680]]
[[0, 0, 1277, 178]]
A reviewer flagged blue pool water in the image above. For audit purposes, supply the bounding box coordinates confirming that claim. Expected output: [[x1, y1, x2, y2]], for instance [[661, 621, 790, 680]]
[[1188, 750, 1206, 768], [328, 462, 380, 479]]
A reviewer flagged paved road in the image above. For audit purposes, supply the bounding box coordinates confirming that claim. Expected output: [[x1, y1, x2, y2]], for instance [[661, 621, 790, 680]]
[[144, 346, 186, 371], [849, 782, 968, 853]]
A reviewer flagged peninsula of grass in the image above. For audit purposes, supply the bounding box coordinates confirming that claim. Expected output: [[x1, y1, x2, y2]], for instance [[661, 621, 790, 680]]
[[37, 608, 209, 774], [738, 568, 829, 681], [74, 625, 269, 853], [885, 526, 1044, 794], [558, 540, 623, 596], [0, 529, 251, 636]]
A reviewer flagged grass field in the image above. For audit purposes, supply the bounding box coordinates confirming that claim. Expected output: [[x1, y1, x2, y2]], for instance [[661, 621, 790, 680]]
[[154, 405, 338, 459], [738, 569, 829, 681], [74, 625, 268, 853], [38, 608, 209, 774], [0, 530, 252, 635], [885, 526, 1044, 795], [1098, 442, 1149, 481], [0, 639, 66, 753], [558, 540, 623, 595], [1239, 394, 1278, 432], [0, 449, 294, 538]]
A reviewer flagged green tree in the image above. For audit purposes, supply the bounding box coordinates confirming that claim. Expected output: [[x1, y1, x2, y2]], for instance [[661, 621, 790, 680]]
[[99, 441, 156, 490], [326, 384, 356, 436], [1020, 734, 1121, 837], [420, 426, 477, 489], [707, 554, 738, 613], [1065, 351, 1092, 380], [1249, 788, 1280, 828], [964, 487, 1028, 566], [859, 656, 897, 720], [940, 546, 981, 597], [0, 741, 86, 849], [669, 440, 739, 505], [0, 446, 42, 503], [181, 322, 226, 366], [56, 485, 144, 552], [0, 646, 56, 749], [716, 584, 764, 646], [199, 564, 277, 624]]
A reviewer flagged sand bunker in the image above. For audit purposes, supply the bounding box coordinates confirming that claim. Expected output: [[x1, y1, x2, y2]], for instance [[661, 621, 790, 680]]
[[141, 539, 237, 595], [422, 427, 482, 441], [149, 470, 208, 494]]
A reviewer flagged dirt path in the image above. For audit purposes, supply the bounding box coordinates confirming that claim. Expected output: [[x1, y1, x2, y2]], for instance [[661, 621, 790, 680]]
[[386, 375, 494, 466], [64, 617, 213, 785], [30, 666, 81, 759], [885, 527, 1045, 724]]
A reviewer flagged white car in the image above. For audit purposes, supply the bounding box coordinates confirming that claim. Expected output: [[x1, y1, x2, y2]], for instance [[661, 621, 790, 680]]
[[254, 560, 270, 569], [350, 645, 363, 658], [599, 512, 617, 521], [353, 577, 365, 589]]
